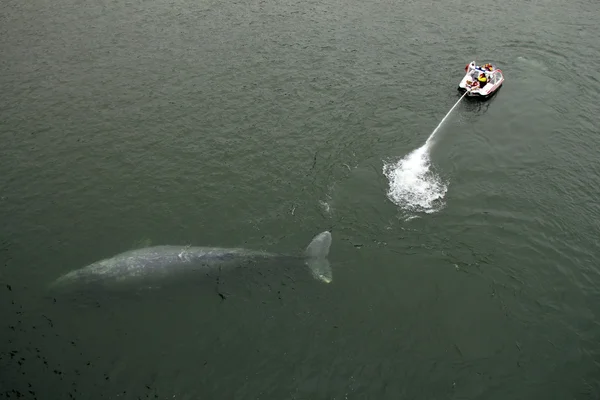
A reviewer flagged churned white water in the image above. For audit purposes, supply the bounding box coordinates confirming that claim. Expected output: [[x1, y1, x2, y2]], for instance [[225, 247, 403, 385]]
[[383, 144, 448, 215], [383, 93, 467, 216]]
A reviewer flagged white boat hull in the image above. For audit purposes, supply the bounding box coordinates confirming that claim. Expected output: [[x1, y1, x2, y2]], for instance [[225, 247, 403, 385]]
[[458, 61, 504, 98]]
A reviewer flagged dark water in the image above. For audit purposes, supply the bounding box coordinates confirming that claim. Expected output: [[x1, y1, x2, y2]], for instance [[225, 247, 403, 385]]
[[2, 0, 600, 397]]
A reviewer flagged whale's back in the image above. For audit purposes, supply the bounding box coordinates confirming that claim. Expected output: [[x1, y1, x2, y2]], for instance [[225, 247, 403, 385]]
[[50, 230, 333, 294], [51, 245, 279, 290]]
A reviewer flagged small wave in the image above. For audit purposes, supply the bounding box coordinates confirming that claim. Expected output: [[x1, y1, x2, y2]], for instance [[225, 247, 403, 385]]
[[319, 199, 331, 214], [382, 144, 448, 216]]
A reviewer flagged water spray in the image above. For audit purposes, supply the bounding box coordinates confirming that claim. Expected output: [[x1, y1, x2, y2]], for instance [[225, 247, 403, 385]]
[[425, 92, 468, 147], [383, 92, 468, 216]]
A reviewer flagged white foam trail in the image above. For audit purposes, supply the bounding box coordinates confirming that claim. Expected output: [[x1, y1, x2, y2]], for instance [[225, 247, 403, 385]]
[[383, 93, 467, 216]]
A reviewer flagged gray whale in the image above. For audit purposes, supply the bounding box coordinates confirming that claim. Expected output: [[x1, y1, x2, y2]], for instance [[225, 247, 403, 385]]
[[50, 231, 333, 291]]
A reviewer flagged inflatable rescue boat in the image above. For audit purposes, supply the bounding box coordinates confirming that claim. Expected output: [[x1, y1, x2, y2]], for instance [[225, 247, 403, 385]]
[[458, 61, 504, 98]]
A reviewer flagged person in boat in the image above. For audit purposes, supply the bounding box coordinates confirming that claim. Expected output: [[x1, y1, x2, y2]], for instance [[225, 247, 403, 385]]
[[477, 73, 488, 88], [483, 63, 493, 71]]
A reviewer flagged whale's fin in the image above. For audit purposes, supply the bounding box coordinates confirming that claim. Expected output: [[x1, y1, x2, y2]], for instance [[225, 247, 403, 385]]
[[304, 231, 332, 283]]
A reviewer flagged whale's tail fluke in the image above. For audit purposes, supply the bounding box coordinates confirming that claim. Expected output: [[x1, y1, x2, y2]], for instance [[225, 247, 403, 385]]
[[304, 231, 333, 283]]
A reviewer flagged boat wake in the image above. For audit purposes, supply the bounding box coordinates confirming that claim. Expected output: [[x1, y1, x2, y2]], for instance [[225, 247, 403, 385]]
[[383, 93, 467, 218]]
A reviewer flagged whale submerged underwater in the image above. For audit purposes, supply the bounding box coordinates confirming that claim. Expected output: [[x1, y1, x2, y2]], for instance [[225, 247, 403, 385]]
[[50, 231, 333, 294]]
